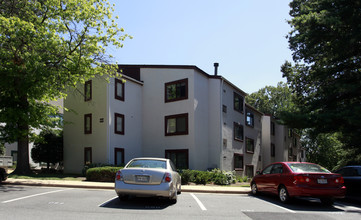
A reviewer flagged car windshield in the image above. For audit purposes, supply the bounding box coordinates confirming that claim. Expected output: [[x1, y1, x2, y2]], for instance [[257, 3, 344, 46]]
[[287, 163, 331, 173], [126, 160, 167, 169]]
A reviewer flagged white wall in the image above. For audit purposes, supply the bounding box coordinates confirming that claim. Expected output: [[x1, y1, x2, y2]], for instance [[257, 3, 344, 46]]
[[107, 77, 143, 165], [141, 68, 195, 166], [64, 78, 108, 173]]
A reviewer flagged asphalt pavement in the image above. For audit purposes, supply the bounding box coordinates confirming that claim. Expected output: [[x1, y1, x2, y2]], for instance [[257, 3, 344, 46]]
[[2, 178, 251, 194]]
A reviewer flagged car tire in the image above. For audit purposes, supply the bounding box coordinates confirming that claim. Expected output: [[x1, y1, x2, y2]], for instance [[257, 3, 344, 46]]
[[177, 183, 182, 195], [170, 188, 177, 204], [278, 186, 290, 203], [251, 182, 258, 196], [118, 195, 128, 201], [320, 198, 334, 206]]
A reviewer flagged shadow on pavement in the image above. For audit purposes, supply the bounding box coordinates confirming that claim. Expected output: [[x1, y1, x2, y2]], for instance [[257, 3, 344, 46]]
[[0, 185, 26, 193], [99, 196, 175, 210], [249, 192, 346, 212]]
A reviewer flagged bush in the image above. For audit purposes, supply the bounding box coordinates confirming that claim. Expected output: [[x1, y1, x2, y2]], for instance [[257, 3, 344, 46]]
[[179, 169, 236, 185], [82, 163, 114, 176], [86, 166, 122, 182]]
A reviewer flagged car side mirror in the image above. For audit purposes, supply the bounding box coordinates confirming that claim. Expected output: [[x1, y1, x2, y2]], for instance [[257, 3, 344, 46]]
[[256, 171, 261, 175]]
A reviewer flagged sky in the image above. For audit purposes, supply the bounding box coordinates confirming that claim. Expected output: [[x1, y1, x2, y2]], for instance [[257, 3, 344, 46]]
[[108, 0, 293, 94]]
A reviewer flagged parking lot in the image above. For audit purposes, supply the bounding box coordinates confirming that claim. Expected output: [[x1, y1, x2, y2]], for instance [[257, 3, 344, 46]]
[[1, 185, 361, 220]]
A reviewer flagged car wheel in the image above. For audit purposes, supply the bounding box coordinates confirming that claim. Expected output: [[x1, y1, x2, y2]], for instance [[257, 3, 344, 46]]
[[278, 186, 290, 203], [320, 198, 334, 206], [251, 182, 258, 196], [118, 195, 128, 201], [177, 183, 182, 195], [170, 188, 177, 204]]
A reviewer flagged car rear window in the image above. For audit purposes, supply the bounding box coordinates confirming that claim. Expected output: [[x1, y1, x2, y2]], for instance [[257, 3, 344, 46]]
[[287, 163, 331, 173], [126, 160, 167, 169]]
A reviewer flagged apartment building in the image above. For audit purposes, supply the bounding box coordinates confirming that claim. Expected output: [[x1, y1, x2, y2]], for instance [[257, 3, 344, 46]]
[[63, 64, 301, 176]]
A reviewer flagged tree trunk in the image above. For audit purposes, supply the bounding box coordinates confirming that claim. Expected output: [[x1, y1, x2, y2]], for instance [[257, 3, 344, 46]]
[[12, 95, 32, 175]]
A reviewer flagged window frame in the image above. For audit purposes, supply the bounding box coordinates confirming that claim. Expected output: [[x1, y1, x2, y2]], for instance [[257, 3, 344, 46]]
[[165, 113, 189, 136], [114, 113, 125, 135], [84, 147, 92, 165], [114, 148, 125, 166], [84, 114, 92, 134], [165, 78, 188, 103], [245, 165, 254, 178], [271, 143, 276, 157], [233, 92, 244, 113], [115, 78, 125, 101], [246, 137, 255, 154], [84, 80, 92, 101], [234, 122, 244, 141], [246, 110, 254, 127], [165, 149, 189, 170], [271, 122, 275, 136], [234, 153, 244, 171]]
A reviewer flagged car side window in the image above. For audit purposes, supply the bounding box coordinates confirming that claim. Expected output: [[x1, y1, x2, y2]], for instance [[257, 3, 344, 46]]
[[170, 161, 177, 171], [271, 164, 283, 174], [262, 165, 273, 175]]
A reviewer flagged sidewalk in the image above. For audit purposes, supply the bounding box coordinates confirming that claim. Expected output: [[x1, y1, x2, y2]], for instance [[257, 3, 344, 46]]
[[3, 178, 251, 194]]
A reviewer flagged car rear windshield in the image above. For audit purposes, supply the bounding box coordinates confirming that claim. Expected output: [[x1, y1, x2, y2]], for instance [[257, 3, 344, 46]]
[[126, 160, 167, 169], [287, 163, 331, 173]]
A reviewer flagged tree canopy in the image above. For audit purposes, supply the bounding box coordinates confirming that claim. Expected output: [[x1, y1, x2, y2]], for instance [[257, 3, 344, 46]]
[[0, 0, 130, 174], [281, 0, 361, 154], [31, 130, 63, 170], [245, 82, 295, 118]]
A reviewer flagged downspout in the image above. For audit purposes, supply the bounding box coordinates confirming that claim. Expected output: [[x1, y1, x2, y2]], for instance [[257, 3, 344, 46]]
[[107, 79, 111, 164], [220, 77, 224, 170]]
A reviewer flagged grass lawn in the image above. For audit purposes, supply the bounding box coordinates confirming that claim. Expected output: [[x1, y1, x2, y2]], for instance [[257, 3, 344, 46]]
[[8, 170, 85, 181]]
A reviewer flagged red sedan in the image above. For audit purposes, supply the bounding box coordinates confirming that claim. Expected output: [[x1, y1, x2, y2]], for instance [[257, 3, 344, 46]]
[[251, 162, 346, 205]]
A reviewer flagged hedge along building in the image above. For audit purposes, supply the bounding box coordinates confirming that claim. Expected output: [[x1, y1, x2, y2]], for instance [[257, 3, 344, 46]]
[[63, 64, 300, 175]]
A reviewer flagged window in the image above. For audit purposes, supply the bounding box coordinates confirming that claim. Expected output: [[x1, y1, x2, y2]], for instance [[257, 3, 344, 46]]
[[165, 78, 188, 102], [114, 148, 124, 166], [271, 164, 283, 174], [165, 113, 188, 136], [271, 122, 275, 136], [245, 165, 254, 178], [246, 110, 254, 127], [84, 114, 92, 134], [233, 92, 243, 113], [271, 143, 275, 157], [84, 147, 92, 165], [84, 80, 92, 101], [114, 113, 124, 135], [234, 154, 244, 170], [246, 138, 254, 153], [288, 128, 293, 137], [222, 105, 227, 113], [234, 122, 244, 141], [165, 149, 189, 169], [115, 78, 124, 101]]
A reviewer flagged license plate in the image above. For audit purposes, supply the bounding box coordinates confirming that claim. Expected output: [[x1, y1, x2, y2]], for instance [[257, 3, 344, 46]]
[[317, 179, 328, 184], [136, 175, 150, 182]]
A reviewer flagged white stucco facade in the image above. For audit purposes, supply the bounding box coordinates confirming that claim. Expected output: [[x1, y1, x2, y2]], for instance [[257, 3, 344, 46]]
[[63, 64, 302, 175]]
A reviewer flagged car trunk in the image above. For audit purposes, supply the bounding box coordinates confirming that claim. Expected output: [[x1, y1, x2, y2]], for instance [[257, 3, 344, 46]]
[[121, 168, 165, 185], [295, 173, 343, 188]]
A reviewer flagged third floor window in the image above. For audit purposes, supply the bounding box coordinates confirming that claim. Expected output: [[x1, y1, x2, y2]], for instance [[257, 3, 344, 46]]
[[165, 78, 188, 102]]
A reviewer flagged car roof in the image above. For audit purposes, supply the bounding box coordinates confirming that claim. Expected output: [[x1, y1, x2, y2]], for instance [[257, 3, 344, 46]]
[[130, 157, 168, 161]]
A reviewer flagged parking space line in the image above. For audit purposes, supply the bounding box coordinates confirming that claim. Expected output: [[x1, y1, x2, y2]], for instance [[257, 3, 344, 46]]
[[190, 193, 207, 211], [1, 189, 72, 204]]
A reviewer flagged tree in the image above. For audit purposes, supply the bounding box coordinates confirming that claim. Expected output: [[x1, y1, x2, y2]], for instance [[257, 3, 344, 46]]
[[281, 0, 361, 156], [31, 130, 63, 170], [245, 82, 295, 118], [0, 0, 130, 174]]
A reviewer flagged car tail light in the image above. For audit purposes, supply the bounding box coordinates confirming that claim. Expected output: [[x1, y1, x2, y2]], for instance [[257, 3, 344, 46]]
[[116, 171, 123, 181], [293, 175, 310, 184], [163, 172, 172, 183], [335, 176, 344, 184]]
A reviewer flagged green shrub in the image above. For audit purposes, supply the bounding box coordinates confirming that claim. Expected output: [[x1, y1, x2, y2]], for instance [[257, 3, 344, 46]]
[[86, 166, 122, 182], [82, 163, 114, 176]]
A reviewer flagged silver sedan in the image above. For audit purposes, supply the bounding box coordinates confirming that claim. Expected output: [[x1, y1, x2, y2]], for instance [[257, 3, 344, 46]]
[[115, 158, 181, 204]]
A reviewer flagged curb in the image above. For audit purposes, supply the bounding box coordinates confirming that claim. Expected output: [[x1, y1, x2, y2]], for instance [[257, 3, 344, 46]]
[[2, 180, 251, 194]]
